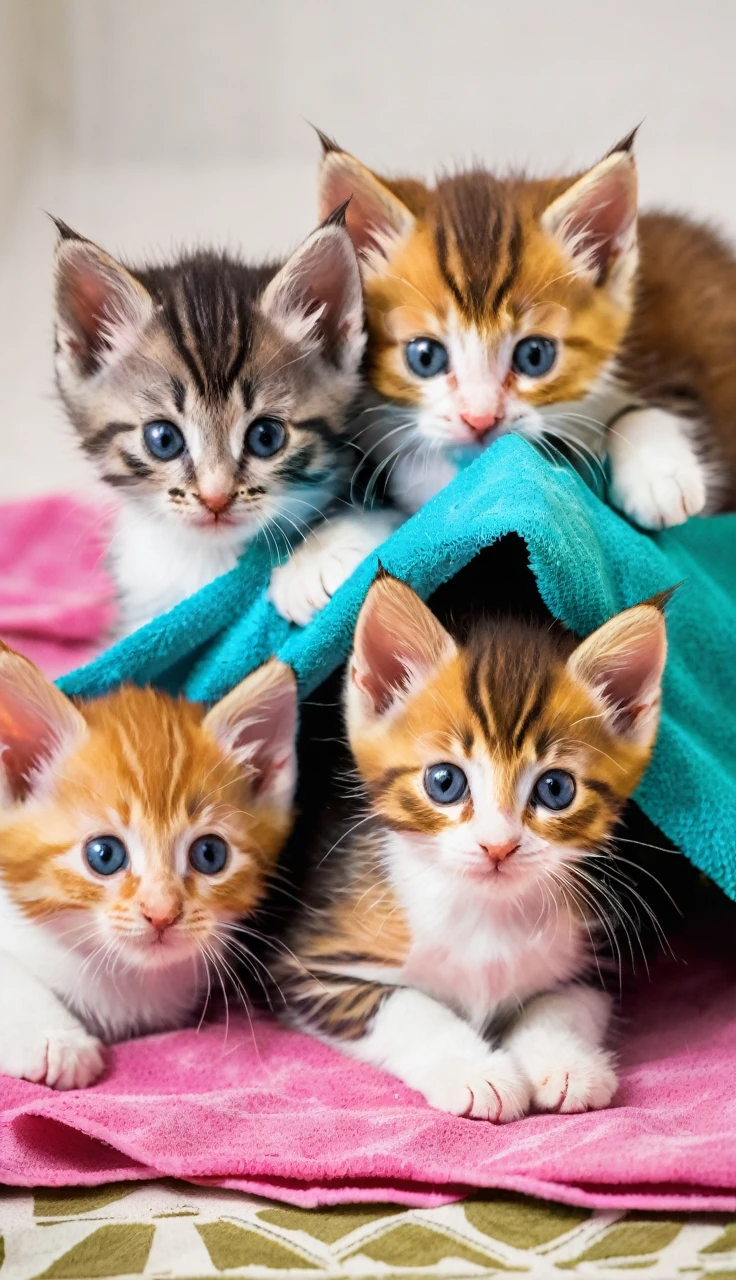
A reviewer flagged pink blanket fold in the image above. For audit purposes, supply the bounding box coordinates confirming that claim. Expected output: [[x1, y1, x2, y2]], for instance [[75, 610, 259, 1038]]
[[2, 934, 736, 1211], [0, 494, 114, 677]]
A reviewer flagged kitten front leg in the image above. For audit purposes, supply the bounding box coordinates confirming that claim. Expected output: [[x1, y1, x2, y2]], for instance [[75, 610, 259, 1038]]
[[607, 407, 708, 529], [346, 986, 531, 1122], [504, 985, 617, 1114], [0, 951, 105, 1090], [269, 509, 402, 627]]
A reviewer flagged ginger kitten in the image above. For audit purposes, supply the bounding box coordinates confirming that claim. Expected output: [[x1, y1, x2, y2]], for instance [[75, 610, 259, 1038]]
[[53, 206, 396, 635], [317, 131, 731, 527], [0, 646, 297, 1089], [277, 573, 669, 1121]]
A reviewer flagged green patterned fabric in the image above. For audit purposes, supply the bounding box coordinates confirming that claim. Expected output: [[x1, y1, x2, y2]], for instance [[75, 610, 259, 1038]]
[[2, 1182, 736, 1278]]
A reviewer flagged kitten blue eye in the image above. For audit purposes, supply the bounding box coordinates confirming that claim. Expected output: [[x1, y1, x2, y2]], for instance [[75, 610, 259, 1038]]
[[143, 420, 186, 461], [245, 417, 286, 458], [405, 337, 450, 379], [424, 763, 468, 805], [511, 336, 557, 378], [85, 835, 128, 876], [532, 769, 576, 811], [189, 834, 229, 875]]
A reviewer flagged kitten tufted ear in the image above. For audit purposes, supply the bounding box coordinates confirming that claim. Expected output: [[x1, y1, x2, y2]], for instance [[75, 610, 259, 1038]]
[[567, 596, 669, 747], [347, 572, 458, 729], [316, 136, 417, 260], [260, 212, 365, 370], [541, 141, 638, 296], [204, 660, 298, 808], [53, 221, 154, 378], [0, 643, 87, 803]]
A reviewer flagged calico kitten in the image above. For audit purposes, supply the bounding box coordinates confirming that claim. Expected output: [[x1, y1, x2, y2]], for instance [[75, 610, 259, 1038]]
[[317, 131, 732, 527], [53, 207, 397, 635], [0, 644, 297, 1089], [276, 573, 669, 1121]]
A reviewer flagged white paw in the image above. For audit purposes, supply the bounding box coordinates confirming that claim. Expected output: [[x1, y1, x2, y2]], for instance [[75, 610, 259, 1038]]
[[525, 1043, 618, 1114], [269, 512, 400, 627], [0, 1024, 105, 1090], [608, 407, 706, 530], [414, 1051, 531, 1123]]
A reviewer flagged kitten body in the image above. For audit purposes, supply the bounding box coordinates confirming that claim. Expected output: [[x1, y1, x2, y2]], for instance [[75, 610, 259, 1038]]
[[0, 647, 297, 1088], [53, 209, 396, 635], [277, 574, 668, 1121], [318, 132, 732, 527]]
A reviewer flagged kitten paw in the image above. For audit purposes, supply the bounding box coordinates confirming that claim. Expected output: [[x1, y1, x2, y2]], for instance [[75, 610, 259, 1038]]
[[608, 407, 706, 529], [269, 512, 400, 627], [526, 1044, 618, 1114], [415, 1052, 531, 1122], [0, 1025, 105, 1090]]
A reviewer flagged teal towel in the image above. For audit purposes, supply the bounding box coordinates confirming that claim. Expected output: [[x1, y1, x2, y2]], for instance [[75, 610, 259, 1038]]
[[59, 435, 736, 898]]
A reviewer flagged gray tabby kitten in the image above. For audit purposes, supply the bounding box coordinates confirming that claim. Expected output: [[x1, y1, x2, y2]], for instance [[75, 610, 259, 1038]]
[[53, 206, 398, 635]]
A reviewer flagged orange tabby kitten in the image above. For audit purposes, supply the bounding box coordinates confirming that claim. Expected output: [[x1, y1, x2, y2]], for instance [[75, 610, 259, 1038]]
[[277, 573, 668, 1122], [0, 646, 297, 1089], [317, 131, 734, 527]]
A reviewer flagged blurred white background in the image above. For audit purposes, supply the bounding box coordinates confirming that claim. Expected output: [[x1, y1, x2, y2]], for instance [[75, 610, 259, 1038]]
[[1, 0, 735, 498]]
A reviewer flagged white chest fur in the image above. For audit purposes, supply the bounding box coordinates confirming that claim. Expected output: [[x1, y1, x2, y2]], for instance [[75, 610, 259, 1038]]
[[111, 504, 249, 636], [0, 888, 205, 1043], [388, 842, 587, 1030]]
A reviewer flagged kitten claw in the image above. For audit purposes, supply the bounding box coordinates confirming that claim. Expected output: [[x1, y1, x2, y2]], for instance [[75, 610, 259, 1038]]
[[0, 1025, 105, 1090], [415, 1053, 531, 1123], [526, 1044, 618, 1114]]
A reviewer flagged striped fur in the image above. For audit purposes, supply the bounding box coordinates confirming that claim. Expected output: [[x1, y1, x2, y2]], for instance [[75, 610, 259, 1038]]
[[53, 210, 365, 633], [276, 576, 668, 1119], [318, 134, 735, 524], [0, 646, 297, 1080]]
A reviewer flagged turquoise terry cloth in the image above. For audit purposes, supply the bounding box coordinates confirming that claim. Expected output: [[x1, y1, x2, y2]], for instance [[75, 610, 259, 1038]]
[[59, 434, 736, 898]]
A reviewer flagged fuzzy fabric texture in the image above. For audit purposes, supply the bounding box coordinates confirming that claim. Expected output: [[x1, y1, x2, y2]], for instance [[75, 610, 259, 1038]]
[[57, 435, 736, 899], [0, 929, 735, 1209], [0, 494, 114, 677]]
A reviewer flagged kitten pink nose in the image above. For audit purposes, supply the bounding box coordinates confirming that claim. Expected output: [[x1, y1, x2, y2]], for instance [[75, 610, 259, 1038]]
[[479, 838, 519, 864], [199, 488, 231, 514], [141, 904, 182, 934], [460, 410, 502, 434]]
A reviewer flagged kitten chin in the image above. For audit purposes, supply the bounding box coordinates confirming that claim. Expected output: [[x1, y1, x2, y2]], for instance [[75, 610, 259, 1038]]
[[0, 644, 297, 1087], [52, 208, 370, 634], [321, 133, 735, 529], [276, 572, 669, 1123]]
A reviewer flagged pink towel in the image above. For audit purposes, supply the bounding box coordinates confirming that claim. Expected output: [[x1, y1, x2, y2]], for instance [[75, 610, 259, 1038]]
[[0, 493, 115, 677], [1, 930, 736, 1211]]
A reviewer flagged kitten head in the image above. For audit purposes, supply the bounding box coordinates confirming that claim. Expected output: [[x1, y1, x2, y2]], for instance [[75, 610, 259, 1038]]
[[317, 132, 638, 450], [345, 573, 667, 901], [53, 206, 364, 546], [0, 647, 297, 971]]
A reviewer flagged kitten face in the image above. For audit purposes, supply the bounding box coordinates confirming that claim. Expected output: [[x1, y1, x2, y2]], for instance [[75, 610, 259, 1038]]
[[0, 649, 297, 973], [53, 210, 364, 547], [346, 574, 667, 904], [318, 136, 638, 454]]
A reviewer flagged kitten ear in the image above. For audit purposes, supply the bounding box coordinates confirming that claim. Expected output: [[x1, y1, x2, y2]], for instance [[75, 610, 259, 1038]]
[[541, 139, 638, 292], [204, 659, 298, 807], [260, 209, 365, 370], [0, 643, 87, 803], [567, 595, 669, 747], [53, 220, 154, 378], [348, 571, 458, 727], [316, 136, 417, 258]]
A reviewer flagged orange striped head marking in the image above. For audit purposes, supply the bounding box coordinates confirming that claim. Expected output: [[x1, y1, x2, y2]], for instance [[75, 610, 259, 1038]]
[[317, 132, 638, 454], [346, 572, 668, 898], [0, 646, 297, 970]]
